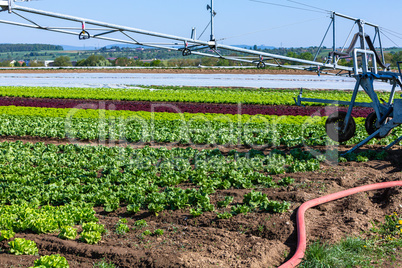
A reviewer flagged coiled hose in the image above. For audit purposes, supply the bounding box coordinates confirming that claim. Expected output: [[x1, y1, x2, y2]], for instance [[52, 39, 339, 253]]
[[279, 181, 402, 268]]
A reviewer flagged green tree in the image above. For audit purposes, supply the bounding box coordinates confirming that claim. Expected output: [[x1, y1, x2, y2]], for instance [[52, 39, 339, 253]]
[[389, 51, 402, 67], [29, 61, 45, 67], [299, 52, 313, 61], [216, 59, 230, 66], [384, 52, 394, 66], [114, 57, 131, 66], [201, 57, 217, 66], [133, 59, 145, 66], [53, 56, 72, 67], [286, 51, 298, 59], [0, 60, 10, 67], [338, 59, 353, 67], [76, 55, 111, 67], [150, 59, 163, 67]]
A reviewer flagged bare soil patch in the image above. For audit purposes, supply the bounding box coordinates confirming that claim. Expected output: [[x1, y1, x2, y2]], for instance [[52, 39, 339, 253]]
[[0, 137, 401, 267]]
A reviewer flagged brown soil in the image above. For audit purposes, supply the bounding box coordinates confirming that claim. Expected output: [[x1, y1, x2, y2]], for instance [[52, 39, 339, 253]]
[[0, 136, 401, 267], [0, 67, 313, 75]]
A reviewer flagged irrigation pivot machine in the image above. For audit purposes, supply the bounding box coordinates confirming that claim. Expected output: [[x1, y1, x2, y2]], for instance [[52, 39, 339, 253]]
[[1, 0, 402, 154]]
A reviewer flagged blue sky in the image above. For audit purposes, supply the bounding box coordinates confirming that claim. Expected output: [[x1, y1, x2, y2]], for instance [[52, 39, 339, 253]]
[[1, 0, 401, 48]]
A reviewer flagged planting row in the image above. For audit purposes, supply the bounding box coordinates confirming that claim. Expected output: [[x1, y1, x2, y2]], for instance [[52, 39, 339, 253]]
[[0, 142, 385, 211], [0, 96, 373, 117], [0, 114, 345, 147], [0, 204, 99, 237], [0, 206, 105, 247], [0, 86, 397, 106], [0, 142, 320, 212], [0, 105, 332, 123], [0, 141, 315, 255], [2, 235, 70, 267], [2, 104, 401, 147], [0, 106, 401, 146]]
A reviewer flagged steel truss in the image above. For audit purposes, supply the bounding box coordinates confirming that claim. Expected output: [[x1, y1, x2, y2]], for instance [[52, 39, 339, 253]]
[[0, 0, 385, 75]]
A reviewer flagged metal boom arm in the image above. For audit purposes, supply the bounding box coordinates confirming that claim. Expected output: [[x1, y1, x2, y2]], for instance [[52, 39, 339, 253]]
[[0, 1, 387, 74]]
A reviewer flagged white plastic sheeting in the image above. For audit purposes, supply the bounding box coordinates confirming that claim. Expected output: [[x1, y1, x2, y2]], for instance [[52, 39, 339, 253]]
[[0, 73, 394, 91]]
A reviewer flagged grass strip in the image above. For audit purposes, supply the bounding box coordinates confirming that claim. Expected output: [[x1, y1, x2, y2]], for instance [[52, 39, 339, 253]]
[[300, 212, 402, 267]]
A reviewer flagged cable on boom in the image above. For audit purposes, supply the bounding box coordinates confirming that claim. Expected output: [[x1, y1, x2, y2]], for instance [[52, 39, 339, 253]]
[[380, 28, 402, 40], [380, 27, 402, 38], [286, 0, 330, 13], [218, 16, 326, 42], [380, 30, 400, 48], [248, 0, 327, 14], [198, 21, 211, 40]]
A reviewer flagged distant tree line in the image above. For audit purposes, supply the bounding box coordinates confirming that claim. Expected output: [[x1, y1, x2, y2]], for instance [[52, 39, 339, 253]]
[[99, 46, 134, 52], [384, 51, 402, 67], [259, 46, 322, 56], [51, 51, 402, 68], [3, 43, 402, 68], [5, 45, 402, 68], [76, 55, 112, 67], [0, 60, 45, 67], [0, 44, 63, 53]]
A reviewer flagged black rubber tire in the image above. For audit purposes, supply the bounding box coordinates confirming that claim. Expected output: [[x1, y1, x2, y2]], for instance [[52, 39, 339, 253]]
[[182, 48, 191, 56], [325, 111, 356, 142], [257, 61, 265, 69], [364, 111, 392, 139]]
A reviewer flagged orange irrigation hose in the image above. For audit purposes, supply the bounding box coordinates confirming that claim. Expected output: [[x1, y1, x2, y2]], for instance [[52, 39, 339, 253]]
[[279, 181, 402, 268]]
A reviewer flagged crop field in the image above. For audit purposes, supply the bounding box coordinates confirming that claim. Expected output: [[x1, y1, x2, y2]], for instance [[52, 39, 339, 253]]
[[0, 85, 401, 267]]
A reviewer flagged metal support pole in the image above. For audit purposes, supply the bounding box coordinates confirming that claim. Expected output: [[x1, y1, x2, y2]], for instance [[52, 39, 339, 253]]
[[385, 135, 402, 150], [210, 0, 214, 41], [357, 20, 368, 73], [314, 19, 333, 62], [342, 76, 361, 132], [388, 81, 397, 105], [341, 128, 381, 156], [376, 27, 386, 67], [191, 27, 196, 40], [360, 75, 383, 119], [332, 12, 336, 65]]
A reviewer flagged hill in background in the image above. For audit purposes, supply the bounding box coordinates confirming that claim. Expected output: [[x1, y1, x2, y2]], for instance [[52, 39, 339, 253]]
[[0, 44, 63, 52]]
